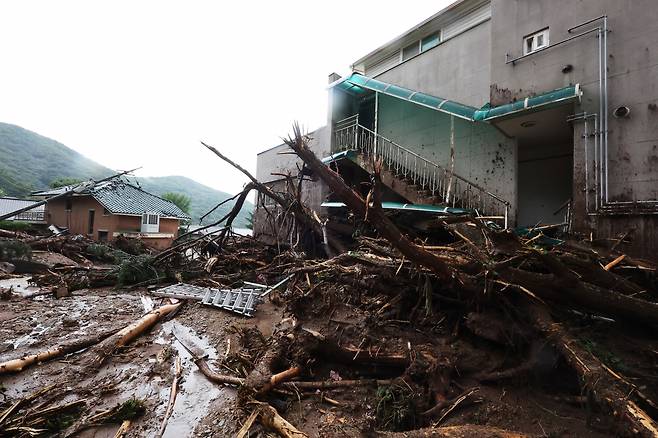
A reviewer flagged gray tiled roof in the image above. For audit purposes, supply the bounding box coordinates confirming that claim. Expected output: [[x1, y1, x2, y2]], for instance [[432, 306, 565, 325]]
[[33, 181, 190, 220], [90, 181, 190, 219]]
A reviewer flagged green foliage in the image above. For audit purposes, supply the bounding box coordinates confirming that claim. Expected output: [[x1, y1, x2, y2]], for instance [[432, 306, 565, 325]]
[[0, 220, 32, 232], [245, 210, 254, 230], [376, 384, 416, 431], [0, 123, 110, 196], [0, 168, 34, 197], [580, 337, 629, 373], [0, 187, 4, 196], [102, 398, 146, 423], [50, 177, 83, 188], [46, 413, 79, 432], [0, 240, 32, 261], [161, 192, 192, 214], [115, 255, 160, 285], [0, 122, 253, 226], [86, 243, 130, 264]]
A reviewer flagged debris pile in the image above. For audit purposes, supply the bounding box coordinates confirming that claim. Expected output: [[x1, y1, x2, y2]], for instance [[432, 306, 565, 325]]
[[0, 126, 657, 437]]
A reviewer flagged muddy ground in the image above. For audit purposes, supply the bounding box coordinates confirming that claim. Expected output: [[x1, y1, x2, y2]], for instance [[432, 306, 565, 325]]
[[1, 272, 639, 437]]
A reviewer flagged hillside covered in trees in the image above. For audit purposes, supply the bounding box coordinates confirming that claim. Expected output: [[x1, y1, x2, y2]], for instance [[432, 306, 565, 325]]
[[0, 122, 252, 226]]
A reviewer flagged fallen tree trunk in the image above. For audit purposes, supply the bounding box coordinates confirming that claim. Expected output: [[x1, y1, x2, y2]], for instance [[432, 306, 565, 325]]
[[0, 327, 119, 374], [200, 140, 345, 256], [499, 265, 658, 327], [525, 301, 658, 437], [252, 401, 308, 438], [90, 302, 181, 366], [157, 355, 182, 438], [374, 425, 528, 437], [282, 123, 455, 283]]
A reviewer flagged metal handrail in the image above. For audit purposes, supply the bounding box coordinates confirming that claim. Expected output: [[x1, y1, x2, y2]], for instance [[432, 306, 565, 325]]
[[333, 118, 510, 227]]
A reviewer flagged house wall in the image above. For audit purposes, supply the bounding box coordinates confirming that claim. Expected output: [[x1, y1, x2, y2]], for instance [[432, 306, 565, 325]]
[[48, 196, 116, 237], [491, 0, 658, 258], [47, 196, 179, 249], [377, 94, 517, 219], [375, 19, 492, 108]]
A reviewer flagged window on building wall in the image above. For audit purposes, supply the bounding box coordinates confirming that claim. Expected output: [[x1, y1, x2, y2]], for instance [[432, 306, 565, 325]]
[[402, 42, 420, 61], [523, 28, 549, 55], [421, 33, 440, 52], [65, 197, 72, 211], [401, 31, 441, 62]]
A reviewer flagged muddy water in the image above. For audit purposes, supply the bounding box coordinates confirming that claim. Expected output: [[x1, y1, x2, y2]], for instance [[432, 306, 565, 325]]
[[0, 275, 43, 297], [153, 321, 227, 438], [0, 284, 231, 437]]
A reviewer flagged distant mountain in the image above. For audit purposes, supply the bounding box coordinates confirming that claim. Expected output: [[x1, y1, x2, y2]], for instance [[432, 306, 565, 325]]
[[0, 122, 252, 226]]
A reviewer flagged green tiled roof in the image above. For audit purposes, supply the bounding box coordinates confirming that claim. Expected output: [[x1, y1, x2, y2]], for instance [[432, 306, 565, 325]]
[[34, 181, 190, 220], [91, 181, 190, 219]]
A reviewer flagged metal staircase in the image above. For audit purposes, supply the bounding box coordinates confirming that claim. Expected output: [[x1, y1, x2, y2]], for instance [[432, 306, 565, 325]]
[[333, 115, 511, 228]]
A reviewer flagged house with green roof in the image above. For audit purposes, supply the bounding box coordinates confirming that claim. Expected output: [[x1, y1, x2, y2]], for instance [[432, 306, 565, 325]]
[[34, 180, 190, 249]]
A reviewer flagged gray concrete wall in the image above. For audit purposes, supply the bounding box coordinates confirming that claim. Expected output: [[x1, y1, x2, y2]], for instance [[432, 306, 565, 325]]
[[256, 126, 331, 183], [254, 126, 331, 240], [490, 0, 658, 207], [377, 94, 517, 219], [375, 20, 492, 108]]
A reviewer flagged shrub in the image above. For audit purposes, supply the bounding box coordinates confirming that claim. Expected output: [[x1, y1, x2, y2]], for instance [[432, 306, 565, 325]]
[[0, 240, 32, 261]]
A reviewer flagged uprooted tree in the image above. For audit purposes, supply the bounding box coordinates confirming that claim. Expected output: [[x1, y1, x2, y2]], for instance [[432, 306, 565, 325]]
[[181, 122, 658, 437]]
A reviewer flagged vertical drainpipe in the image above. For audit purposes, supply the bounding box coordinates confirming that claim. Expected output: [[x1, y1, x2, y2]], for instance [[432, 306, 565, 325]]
[[603, 15, 609, 204], [598, 23, 605, 208]]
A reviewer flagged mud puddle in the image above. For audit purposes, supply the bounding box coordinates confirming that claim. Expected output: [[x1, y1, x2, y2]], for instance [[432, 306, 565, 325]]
[[152, 321, 227, 438], [0, 275, 43, 297]]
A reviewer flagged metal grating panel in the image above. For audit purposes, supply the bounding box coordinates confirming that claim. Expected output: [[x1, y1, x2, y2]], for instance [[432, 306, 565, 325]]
[[152, 283, 264, 317]]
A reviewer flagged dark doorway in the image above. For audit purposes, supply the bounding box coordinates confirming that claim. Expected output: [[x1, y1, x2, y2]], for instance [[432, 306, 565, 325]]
[[98, 230, 108, 242], [517, 142, 573, 226], [358, 95, 376, 131], [493, 105, 575, 227], [88, 210, 95, 235]]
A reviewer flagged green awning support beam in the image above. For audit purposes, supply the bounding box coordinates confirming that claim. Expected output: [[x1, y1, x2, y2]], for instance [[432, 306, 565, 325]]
[[332, 73, 582, 123], [321, 201, 472, 215]]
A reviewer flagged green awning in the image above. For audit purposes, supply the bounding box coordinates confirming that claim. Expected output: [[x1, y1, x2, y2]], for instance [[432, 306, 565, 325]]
[[321, 150, 357, 164], [321, 201, 471, 215], [332, 73, 582, 123], [473, 84, 582, 121], [334, 73, 479, 121]]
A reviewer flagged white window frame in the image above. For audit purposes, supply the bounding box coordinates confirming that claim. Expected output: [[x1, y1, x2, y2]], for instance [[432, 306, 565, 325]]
[[523, 28, 549, 55], [401, 41, 420, 62], [141, 212, 160, 233], [400, 31, 442, 62], [420, 32, 441, 52]]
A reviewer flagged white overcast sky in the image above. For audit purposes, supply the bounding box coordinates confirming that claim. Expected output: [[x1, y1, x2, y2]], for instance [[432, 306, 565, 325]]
[[0, 1, 451, 196]]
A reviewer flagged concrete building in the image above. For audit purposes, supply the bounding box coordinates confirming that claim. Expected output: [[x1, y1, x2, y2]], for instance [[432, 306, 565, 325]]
[[255, 0, 658, 258], [35, 181, 190, 249]]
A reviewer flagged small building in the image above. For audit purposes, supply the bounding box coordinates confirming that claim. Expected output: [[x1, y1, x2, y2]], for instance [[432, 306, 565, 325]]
[[0, 197, 46, 223], [34, 181, 190, 249]]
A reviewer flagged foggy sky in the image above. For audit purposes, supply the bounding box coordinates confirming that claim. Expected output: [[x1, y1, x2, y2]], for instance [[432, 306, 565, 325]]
[[0, 1, 452, 196]]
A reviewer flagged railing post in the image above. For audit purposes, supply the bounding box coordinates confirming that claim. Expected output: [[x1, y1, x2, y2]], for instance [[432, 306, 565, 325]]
[[354, 115, 359, 152]]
